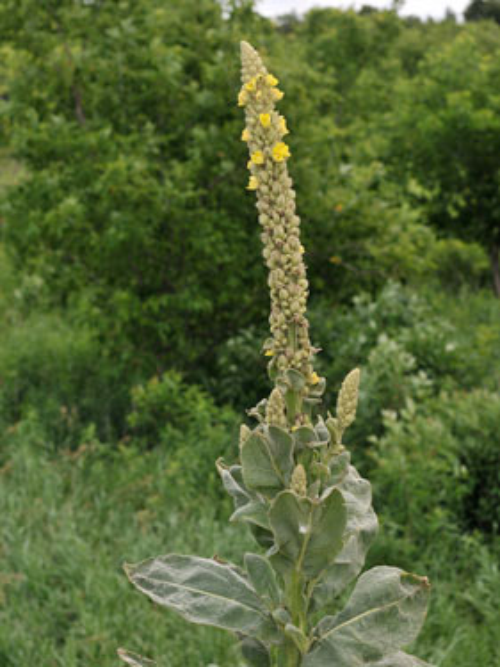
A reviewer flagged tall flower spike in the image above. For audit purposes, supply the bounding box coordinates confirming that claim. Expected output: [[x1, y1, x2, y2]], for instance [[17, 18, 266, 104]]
[[239, 42, 314, 383]]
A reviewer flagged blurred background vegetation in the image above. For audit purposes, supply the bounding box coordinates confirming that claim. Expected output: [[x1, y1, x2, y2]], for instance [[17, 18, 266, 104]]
[[0, 1, 499, 665]]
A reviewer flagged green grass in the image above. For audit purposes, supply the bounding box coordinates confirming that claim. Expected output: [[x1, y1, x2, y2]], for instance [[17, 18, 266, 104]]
[[0, 416, 499, 666], [0, 420, 250, 666]]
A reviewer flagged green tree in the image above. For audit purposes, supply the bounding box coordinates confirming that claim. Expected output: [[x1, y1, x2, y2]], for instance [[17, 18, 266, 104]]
[[1, 0, 443, 380], [465, 0, 500, 24], [384, 25, 500, 295], [0, 0, 272, 374]]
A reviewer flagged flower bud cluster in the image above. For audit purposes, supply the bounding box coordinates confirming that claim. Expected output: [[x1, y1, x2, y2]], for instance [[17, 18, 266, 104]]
[[336, 368, 360, 431], [291, 463, 307, 496], [265, 387, 287, 428], [239, 41, 314, 381]]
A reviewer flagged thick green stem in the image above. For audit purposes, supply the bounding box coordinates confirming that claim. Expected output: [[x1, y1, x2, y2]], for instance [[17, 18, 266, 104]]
[[275, 638, 300, 667], [288, 569, 307, 631]]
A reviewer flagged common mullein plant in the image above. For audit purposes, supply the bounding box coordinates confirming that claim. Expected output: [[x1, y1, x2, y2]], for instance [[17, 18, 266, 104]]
[[118, 43, 432, 667]]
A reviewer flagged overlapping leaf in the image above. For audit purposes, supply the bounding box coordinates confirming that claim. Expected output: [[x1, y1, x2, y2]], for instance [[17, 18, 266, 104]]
[[369, 651, 433, 666], [303, 567, 430, 667], [245, 553, 281, 607], [269, 488, 346, 578], [126, 555, 280, 643], [240, 427, 294, 493], [216, 463, 274, 547], [239, 636, 271, 667], [312, 458, 378, 608]]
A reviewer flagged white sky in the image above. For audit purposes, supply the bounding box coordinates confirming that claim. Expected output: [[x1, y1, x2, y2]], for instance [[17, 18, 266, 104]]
[[256, 0, 471, 21]]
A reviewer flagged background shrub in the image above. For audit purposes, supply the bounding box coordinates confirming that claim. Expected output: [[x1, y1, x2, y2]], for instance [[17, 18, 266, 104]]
[[127, 372, 238, 505]]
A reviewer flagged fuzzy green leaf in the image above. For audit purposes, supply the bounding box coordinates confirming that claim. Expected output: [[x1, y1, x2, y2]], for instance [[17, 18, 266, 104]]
[[284, 623, 309, 653], [369, 652, 433, 666], [125, 555, 280, 643], [269, 489, 346, 578], [217, 461, 271, 531], [231, 500, 270, 530], [245, 553, 281, 607], [239, 636, 271, 667], [312, 460, 378, 608], [241, 429, 294, 493], [293, 419, 330, 451], [303, 567, 430, 667], [267, 426, 295, 479]]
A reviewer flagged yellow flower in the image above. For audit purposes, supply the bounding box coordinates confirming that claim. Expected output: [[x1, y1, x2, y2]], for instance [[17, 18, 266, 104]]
[[271, 88, 284, 101], [247, 160, 253, 169], [241, 128, 250, 142], [251, 150, 264, 165], [310, 372, 320, 385], [259, 113, 271, 128], [247, 175, 259, 190], [266, 74, 279, 87], [272, 142, 290, 162], [264, 349, 274, 357], [238, 89, 248, 107], [299, 245, 305, 254], [279, 116, 289, 136], [329, 255, 342, 265], [245, 77, 257, 92], [291, 425, 299, 432]]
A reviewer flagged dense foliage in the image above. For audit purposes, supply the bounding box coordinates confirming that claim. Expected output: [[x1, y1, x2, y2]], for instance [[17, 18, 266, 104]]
[[2, 0, 497, 380], [0, 1, 499, 666]]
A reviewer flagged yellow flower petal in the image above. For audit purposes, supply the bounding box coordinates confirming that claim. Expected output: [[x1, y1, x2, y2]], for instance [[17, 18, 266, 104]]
[[272, 142, 291, 162], [266, 74, 279, 87], [238, 90, 248, 107], [271, 88, 284, 101], [259, 113, 271, 128], [310, 372, 320, 385], [264, 349, 274, 357], [329, 255, 342, 265], [245, 77, 257, 92], [279, 116, 289, 136], [251, 150, 264, 165], [247, 175, 259, 190], [241, 128, 250, 142]]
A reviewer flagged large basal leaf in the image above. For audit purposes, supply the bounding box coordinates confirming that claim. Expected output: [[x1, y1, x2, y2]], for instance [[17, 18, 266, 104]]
[[312, 459, 378, 608], [240, 427, 294, 493], [239, 636, 271, 667], [117, 649, 155, 666], [268, 488, 346, 578], [303, 567, 430, 667], [368, 651, 434, 666], [125, 555, 279, 643]]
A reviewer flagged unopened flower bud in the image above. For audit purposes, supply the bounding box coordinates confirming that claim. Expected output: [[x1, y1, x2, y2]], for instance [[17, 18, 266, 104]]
[[291, 464, 307, 496], [337, 368, 361, 431], [266, 388, 287, 428]]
